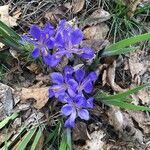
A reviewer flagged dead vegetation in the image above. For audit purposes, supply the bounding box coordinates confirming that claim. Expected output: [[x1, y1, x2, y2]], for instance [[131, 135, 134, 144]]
[[0, 0, 150, 149]]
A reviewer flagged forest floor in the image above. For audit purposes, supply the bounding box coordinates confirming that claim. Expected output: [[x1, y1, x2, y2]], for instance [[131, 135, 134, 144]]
[[0, 0, 150, 150]]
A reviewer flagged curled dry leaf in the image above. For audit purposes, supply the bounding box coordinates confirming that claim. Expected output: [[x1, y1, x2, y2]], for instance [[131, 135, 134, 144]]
[[106, 61, 125, 92], [20, 87, 49, 109], [72, 0, 85, 14], [83, 23, 109, 41], [107, 107, 144, 143], [26, 63, 42, 74], [81, 9, 110, 27], [107, 107, 124, 131], [127, 110, 150, 134]]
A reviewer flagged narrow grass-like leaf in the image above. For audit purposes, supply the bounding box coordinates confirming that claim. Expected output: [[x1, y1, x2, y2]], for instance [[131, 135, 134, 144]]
[[102, 47, 138, 56], [59, 128, 72, 150], [1, 126, 27, 149], [95, 83, 150, 111], [107, 33, 150, 50], [103, 99, 150, 111], [0, 113, 18, 129], [0, 20, 20, 40], [59, 135, 67, 150], [16, 128, 37, 150], [44, 124, 60, 146], [102, 33, 150, 56], [31, 127, 43, 150], [95, 83, 150, 100]]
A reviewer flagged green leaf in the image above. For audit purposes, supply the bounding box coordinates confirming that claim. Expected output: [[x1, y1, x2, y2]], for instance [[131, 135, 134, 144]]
[[0, 20, 34, 54], [103, 99, 150, 111], [0, 20, 20, 40], [31, 127, 43, 150], [1, 126, 27, 149], [0, 113, 18, 129], [102, 47, 138, 56], [59, 128, 72, 150], [16, 128, 37, 150], [44, 124, 60, 146], [102, 33, 150, 56], [95, 83, 150, 100], [95, 83, 150, 111]]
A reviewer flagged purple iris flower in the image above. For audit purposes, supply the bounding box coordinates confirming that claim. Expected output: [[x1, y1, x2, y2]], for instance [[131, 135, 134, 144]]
[[53, 20, 94, 61], [61, 94, 94, 127], [67, 68, 97, 96], [49, 66, 74, 100], [29, 23, 59, 66]]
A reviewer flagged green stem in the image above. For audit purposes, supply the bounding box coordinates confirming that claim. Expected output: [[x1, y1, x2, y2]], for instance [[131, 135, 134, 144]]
[[66, 128, 72, 150]]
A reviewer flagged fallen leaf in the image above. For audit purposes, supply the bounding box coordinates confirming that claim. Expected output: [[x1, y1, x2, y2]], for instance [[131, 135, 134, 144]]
[[83, 23, 109, 41], [73, 122, 89, 141], [72, 0, 85, 14], [75, 130, 105, 150], [0, 5, 21, 27], [129, 60, 146, 78], [81, 9, 110, 27], [0, 83, 14, 118], [26, 63, 42, 74], [107, 107, 144, 143], [107, 107, 124, 131], [137, 89, 150, 104], [45, 6, 67, 24], [20, 87, 49, 109], [106, 61, 125, 92], [127, 110, 150, 134], [64, 2, 72, 10]]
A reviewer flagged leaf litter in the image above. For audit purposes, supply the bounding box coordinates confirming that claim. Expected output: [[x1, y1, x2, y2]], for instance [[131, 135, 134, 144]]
[[0, 0, 150, 149]]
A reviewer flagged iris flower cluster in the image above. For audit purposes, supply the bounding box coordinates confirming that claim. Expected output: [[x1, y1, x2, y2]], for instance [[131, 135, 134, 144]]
[[27, 20, 97, 127], [29, 20, 94, 67], [49, 66, 97, 127]]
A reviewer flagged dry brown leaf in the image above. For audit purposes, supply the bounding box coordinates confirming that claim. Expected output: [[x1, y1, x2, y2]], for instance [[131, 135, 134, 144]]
[[45, 6, 67, 24], [129, 60, 146, 78], [64, 2, 72, 10], [83, 23, 109, 41], [20, 87, 49, 109], [75, 130, 105, 150], [106, 61, 125, 92], [137, 89, 150, 104], [107, 107, 124, 131], [0, 5, 21, 27], [73, 122, 89, 141], [81, 9, 110, 28], [127, 110, 150, 134], [26, 63, 42, 74], [107, 107, 144, 143], [72, 0, 85, 14], [89, 9, 111, 22]]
